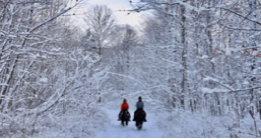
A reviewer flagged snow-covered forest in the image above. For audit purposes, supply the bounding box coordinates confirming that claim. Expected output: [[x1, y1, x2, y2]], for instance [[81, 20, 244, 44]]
[[1, 0, 261, 137]]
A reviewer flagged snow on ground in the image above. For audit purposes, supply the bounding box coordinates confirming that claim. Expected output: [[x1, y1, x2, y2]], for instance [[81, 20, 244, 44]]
[[156, 110, 261, 138], [94, 108, 164, 138], [28, 95, 261, 138], [93, 103, 261, 138]]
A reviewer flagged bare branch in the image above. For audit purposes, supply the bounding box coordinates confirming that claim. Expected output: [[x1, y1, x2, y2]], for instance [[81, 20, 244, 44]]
[[219, 7, 261, 26]]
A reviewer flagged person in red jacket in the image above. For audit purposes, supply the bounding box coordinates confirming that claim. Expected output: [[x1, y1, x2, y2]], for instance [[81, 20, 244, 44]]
[[118, 98, 130, 121], [121, 98, 129, 111]]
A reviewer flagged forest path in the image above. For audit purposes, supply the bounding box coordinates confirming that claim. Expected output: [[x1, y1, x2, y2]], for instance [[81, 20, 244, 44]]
[[94, 107, 164, 138]]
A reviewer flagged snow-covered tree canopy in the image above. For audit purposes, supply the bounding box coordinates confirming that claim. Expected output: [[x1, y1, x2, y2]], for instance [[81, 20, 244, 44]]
[[1, 0, 261, 137]]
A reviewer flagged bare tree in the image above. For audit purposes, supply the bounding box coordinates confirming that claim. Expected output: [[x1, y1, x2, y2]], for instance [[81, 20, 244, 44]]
[[83, 5, 116, 56], [0, 0, 84, 137]]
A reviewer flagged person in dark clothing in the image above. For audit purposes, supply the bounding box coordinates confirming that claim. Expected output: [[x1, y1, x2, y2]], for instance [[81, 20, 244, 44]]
[[133, 96, 147, 122]]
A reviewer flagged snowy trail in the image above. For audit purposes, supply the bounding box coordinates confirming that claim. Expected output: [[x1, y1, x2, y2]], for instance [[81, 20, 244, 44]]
[[94, 108, 164, 138]]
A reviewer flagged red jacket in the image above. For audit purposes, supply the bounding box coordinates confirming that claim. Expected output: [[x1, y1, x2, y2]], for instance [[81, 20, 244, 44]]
[[121, 102, 129, 111]]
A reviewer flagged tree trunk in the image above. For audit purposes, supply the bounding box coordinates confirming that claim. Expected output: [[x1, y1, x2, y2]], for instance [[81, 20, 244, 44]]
[[180, 3, 187, 109]]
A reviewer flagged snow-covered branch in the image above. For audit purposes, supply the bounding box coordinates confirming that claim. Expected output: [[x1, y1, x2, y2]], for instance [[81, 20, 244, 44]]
[[203, 76, 235, 91], [219, 7, 261, 26]]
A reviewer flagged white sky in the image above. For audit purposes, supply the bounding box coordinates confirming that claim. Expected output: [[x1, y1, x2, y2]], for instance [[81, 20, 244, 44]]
[[86, 0, 144, 26], [68, 0, 150, 32]]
